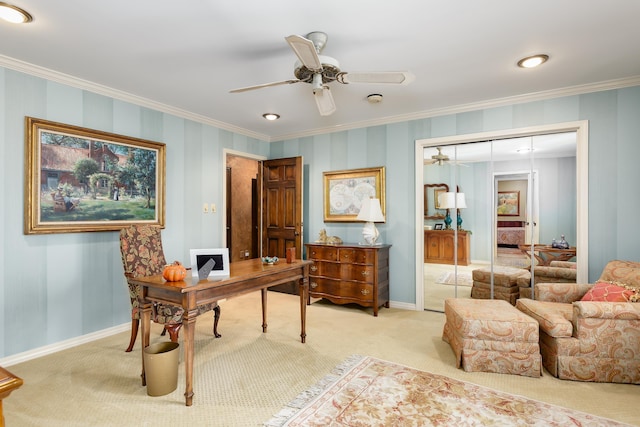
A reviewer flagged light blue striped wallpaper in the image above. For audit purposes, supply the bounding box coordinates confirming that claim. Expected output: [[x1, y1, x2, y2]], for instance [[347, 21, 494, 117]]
[[2, 65, 639, 359]]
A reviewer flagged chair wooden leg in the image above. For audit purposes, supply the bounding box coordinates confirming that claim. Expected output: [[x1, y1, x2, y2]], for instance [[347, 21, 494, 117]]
[[213, 305, 222, 338], [164, 323, 182, 342], [125, 319, 139, 352]]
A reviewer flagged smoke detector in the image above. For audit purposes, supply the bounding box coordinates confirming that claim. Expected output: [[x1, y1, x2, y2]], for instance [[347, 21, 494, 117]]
[[367, 93, 383, 104]]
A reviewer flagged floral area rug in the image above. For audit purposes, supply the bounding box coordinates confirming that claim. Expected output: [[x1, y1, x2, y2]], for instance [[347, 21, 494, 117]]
[[436, 271, 473, 287], [264, 355, 631, 427]]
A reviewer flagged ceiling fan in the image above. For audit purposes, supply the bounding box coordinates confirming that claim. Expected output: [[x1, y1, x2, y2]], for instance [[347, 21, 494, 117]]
[[229, 31, 414, 116], [424, 147, 469, 167]]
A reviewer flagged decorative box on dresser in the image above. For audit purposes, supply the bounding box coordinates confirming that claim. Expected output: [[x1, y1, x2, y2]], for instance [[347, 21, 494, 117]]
[[424, 230, 470, 266], [304, 243, 391, 316]]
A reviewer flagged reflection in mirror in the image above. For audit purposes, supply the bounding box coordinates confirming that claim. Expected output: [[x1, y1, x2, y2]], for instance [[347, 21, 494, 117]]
[[422, 133, 577, 312]]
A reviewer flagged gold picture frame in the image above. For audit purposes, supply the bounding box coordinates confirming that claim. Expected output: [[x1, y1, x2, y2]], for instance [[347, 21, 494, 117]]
[[323, 166, 385, 222], [24, 117, 166, 234]]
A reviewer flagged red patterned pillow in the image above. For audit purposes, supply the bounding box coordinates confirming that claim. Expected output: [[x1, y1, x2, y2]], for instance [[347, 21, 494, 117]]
[[581, 281, 639, 302]]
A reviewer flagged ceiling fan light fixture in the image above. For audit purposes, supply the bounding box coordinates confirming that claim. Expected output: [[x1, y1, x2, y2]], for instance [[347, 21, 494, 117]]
[[0, 2, 32, 23], [262, 113, 280, 121], [517, 54, 549, 68]]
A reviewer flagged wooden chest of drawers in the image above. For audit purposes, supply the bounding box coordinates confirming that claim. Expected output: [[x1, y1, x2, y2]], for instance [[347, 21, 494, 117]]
[[305, 243, 391, 316]]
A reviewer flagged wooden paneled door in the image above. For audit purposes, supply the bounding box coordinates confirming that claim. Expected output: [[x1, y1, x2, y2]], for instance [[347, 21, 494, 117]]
[[261, 156, 303, 294]]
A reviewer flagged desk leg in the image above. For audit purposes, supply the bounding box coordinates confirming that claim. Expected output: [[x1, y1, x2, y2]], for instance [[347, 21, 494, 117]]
[[261, 288, 268, 333], [140, 301, 152, 386], [183, 307, 197, 407], [299, 269, 309, 344]]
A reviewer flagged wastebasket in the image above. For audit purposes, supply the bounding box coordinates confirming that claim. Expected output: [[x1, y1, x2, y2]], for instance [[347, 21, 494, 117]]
[[143, 341, 180, 396]]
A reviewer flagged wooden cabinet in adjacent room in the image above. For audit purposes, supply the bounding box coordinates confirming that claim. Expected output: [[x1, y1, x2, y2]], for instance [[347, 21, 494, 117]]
[[424, 230, 470, 265], [305, 243, 391, 316]]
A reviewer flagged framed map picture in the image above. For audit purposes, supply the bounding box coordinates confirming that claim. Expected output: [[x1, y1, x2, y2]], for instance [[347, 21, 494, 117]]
[[323, 167, 385, 222]]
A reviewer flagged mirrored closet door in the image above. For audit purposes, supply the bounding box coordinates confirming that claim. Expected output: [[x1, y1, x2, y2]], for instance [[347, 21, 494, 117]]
[[421, 131, 579, 312]]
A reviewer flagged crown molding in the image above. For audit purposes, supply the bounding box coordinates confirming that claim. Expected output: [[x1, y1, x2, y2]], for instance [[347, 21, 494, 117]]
[[2, 54, 638, 143], [0, 54, 270, 142], [269, 76, 640, 141]]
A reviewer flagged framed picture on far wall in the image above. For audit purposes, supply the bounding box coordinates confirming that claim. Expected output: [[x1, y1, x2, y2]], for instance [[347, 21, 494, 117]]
[[497, 191, 520, 216]]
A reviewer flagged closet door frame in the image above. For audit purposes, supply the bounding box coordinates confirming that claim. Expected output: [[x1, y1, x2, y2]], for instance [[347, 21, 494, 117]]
[[414, 121, 589, 311]]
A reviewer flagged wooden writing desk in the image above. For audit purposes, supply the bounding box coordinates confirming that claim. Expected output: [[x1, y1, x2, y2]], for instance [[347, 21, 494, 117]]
[[128, 258, 311, 406]]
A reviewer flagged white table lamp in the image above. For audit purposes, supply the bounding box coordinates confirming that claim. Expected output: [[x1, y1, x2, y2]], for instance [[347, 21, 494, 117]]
[[357, 198, 385, 245]]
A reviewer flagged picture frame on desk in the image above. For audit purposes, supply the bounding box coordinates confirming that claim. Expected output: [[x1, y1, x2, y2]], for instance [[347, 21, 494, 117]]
[[24, 116, 166, 234], [434, 223, 443, 230], [190, 248, 230, 280]]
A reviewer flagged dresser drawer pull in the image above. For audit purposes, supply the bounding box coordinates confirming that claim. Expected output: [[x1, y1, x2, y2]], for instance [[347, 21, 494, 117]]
[[310, 282, 318, 289], [361, 289, 370, 295], [310, 265, 318, 272], [361, 270, 370, 277]]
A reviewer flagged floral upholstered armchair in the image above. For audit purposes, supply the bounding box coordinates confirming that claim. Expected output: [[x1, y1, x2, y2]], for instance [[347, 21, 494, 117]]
[[119, 224, 221, 352], [516, 260, 640, 383]]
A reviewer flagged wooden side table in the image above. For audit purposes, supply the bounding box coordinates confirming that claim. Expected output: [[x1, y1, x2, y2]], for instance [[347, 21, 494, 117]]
[[0, 366, 23, 427]]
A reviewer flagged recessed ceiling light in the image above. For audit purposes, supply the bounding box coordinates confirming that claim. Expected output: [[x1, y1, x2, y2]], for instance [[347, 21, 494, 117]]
[[0, 2, 33, 23], [367, 94, 383, 104], [517, 54, 549, 69], [262, 113, 280, 121]]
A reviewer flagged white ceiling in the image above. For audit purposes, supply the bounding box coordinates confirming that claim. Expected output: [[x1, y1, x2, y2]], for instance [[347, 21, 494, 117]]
[[1, 1, 639, 142]]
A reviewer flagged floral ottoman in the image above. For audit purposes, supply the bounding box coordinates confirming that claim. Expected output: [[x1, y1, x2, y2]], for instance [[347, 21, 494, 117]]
[[471, 266, 531, 305], [443, 298, 541, 377]]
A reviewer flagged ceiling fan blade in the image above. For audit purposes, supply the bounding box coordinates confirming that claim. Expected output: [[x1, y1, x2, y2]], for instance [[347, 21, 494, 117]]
[[229, 79, 301, 93], [338, 71, 415, 85], [313, 86, 336, 116], [285, 35, 322, 72]]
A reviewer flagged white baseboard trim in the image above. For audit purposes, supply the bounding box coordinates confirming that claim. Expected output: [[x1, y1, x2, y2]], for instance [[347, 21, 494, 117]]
[[0, 323, 130, 367], [388, 300, 416, 311], [1, 300, 418, 366]]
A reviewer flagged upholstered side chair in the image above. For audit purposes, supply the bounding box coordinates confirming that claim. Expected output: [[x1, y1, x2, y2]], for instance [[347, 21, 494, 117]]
[[119, 224, 221, 352]]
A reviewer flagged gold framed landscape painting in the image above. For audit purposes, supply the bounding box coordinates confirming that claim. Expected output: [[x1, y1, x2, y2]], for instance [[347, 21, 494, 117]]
[[24, 117, 166, 234], [323, 166, 385, 222]]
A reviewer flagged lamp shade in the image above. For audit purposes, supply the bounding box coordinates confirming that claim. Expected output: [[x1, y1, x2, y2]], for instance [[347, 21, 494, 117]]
[[438, 192, 455, 209], [456, 193, 467, 209], [357, 198, 385, 222], [439, 192, 467, 209]]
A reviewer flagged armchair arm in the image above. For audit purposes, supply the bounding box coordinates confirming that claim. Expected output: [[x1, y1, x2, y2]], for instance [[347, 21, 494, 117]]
[[573, 301, 640, 320], [530, 265, 577, 282], [534, 282, 593, 303], [549, 260, 577, 269], [572, 301, 640, 358]]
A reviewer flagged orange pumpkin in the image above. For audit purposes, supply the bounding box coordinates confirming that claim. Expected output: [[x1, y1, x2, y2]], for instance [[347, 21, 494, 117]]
[[163, 261, 187, 282]]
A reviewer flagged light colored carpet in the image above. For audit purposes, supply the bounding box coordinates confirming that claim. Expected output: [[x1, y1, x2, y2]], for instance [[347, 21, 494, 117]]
[[266, 355, 633, 426], [4, 291, 639, 426]]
